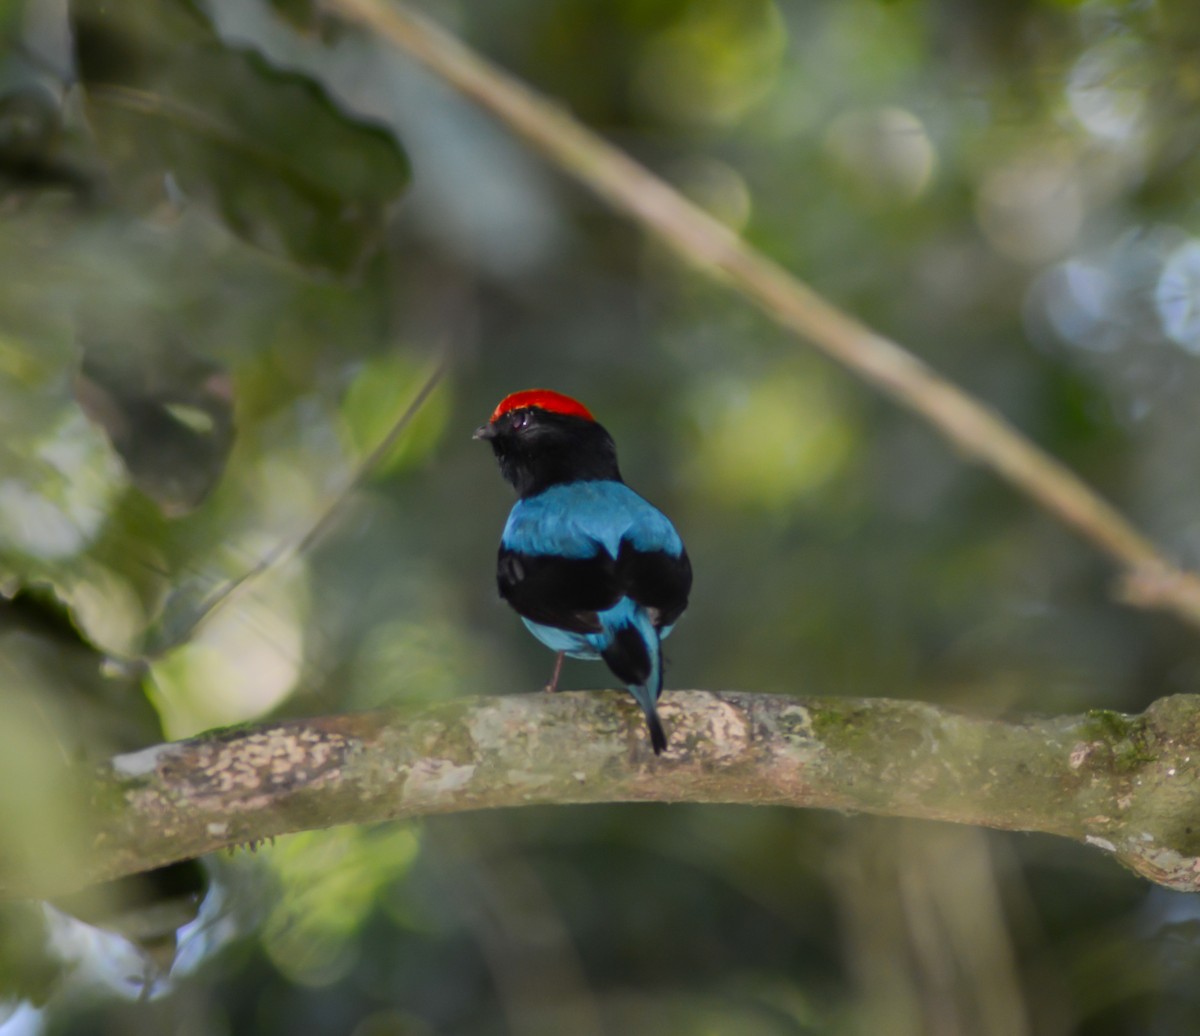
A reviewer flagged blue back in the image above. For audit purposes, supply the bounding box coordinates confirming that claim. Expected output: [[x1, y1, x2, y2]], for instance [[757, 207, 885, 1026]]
[[501, 480, 684, 561]]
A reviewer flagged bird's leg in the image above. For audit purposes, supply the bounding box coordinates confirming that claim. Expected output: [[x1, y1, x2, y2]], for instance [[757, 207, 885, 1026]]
[[544, 651, 566, 693]]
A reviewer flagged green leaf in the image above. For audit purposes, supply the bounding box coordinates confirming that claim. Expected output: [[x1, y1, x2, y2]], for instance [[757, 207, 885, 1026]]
[[71, 0, 409, 273], [339, 354, 450, 478]]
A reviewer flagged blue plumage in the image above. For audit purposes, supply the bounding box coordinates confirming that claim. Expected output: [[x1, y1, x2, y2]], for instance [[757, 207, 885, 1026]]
[[502, 481, 685, 562], [477, 390, 692, 755], [523, 600, 664, 730], [504, 481, 683, 653]]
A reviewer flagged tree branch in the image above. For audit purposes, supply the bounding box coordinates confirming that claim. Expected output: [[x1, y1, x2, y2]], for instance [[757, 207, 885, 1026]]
[[16, 691, 1200, 899], [323, 0, 1200, 631]]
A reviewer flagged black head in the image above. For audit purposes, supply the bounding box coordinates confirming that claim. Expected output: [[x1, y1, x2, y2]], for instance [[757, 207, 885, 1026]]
[[474, 389, 621, 498]]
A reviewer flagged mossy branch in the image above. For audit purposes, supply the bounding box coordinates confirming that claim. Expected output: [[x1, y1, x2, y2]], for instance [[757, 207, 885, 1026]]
[[324, 0, 1200, 632], [12, 691, 1200, 899]]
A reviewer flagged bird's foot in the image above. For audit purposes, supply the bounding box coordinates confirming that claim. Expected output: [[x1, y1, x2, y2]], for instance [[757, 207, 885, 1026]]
[[544, 651, 566, 693]]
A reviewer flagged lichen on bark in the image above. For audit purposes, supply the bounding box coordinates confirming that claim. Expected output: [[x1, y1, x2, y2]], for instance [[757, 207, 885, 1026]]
[[7, 691, 1200, 899]]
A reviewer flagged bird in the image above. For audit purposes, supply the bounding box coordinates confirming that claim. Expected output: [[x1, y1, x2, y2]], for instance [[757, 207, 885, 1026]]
[[475, 389, 692, 754]]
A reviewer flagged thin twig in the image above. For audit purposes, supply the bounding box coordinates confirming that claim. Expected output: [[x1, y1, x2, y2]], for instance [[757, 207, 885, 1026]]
[[323, 0, 1200, 630], [149, 354, 448, 655]]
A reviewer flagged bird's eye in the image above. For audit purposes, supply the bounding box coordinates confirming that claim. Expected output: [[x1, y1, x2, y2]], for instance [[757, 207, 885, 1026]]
[[511, 410, 531, 430]]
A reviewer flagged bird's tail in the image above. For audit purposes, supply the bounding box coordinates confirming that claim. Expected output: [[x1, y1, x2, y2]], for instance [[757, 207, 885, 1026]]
[[601, 606, 667, 755]]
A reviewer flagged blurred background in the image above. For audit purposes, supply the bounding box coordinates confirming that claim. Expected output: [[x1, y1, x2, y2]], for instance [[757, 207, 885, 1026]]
[[3, 0, 1200, 1032]]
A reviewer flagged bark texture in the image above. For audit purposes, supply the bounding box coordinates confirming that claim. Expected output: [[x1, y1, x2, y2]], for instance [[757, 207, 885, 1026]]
[[11, 690, 1200, 899]]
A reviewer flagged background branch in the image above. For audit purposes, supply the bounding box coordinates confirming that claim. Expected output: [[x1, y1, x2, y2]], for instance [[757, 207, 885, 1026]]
[[325, 0, 1200, 631], [18, 690, 1200, 899]]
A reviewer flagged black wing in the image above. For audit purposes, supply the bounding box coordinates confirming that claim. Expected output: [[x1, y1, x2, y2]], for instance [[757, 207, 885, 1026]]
[[498, 541, 692, 635], [616, 542, 692, 629], [497, 547, 620, 634]]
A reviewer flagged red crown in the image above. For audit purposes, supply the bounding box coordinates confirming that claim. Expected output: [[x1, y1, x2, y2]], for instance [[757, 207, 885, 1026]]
[[489, 389, 595, 424]]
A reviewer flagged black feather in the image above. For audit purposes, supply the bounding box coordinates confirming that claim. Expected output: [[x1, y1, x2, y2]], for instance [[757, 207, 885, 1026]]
[[485, 409, 620, 498], [616, 542, 692, 629], [645, 710, 667, 755], [601, 624, 653, 686], [497, 548, 615, 633], [602, 626, 667, 755]]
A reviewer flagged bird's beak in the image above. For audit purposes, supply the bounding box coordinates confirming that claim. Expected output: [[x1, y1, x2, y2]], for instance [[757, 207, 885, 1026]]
[[473, 423, 496, 441]]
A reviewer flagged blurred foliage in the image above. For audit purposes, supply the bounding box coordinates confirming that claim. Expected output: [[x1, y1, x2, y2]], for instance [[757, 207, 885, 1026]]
[[3, 0, 1200, 1032], [71, 0, 409, 272], [0, 590, 209, 992]]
